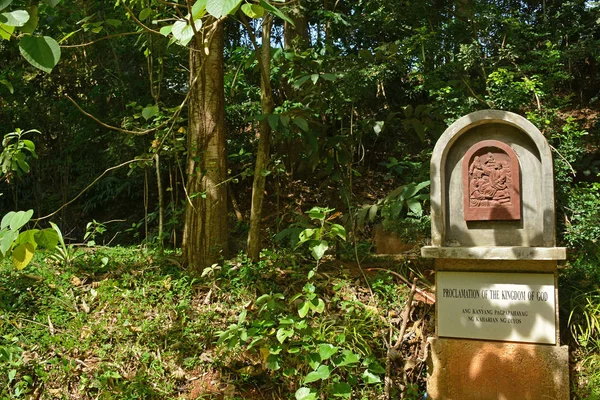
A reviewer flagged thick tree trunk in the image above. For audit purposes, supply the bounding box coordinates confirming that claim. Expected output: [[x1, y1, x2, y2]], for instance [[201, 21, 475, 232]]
[[284, 0, 309, 50], [247, 16, 274, 261], [182, 20, 228, 270]]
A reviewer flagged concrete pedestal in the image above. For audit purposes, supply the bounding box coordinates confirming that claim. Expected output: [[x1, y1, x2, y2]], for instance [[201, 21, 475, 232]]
[[426, 338, 569, 400]]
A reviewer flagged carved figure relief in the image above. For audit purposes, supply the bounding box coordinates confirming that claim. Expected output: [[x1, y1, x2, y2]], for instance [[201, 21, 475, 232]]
[[463, 140, 521, 221]]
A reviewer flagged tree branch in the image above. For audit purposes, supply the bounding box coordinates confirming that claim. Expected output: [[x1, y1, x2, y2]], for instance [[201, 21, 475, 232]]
[[60, 31, 143, 48]]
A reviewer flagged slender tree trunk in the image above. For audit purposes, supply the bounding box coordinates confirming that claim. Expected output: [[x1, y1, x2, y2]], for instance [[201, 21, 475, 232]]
[[155, 153, 164, 249], [182, 19, 228, 270], [247, 16, 274, 261]]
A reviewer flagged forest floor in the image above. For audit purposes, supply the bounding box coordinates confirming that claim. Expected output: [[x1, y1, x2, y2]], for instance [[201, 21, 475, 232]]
[[0, 246, 595, 399]]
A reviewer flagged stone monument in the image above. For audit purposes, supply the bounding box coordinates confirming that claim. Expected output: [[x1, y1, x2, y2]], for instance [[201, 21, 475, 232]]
[[421, 110, 569, 399]]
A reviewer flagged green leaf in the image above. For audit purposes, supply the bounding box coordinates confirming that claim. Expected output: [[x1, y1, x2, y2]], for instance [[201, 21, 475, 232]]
[[295, 387, 317, 400], [0, 229, 18, 256], [142, 104, 159, 121], [368, 360, 386, 374], [322, 73, 337, 81], [139, 7, 152, 21], [306, 206, 326, 220], [294, 117, 309, 132], [310, 240, 328, 261], [361, 370, 381, 384], [318, 343, 338, 361], [0, 10, 29, 27], [276, 327, 294, 343], [310, 73, 319, 84], [0, 0, 12, 12], [267, 114, 279, 130], [8, 210, 33, 231], [106, 19, 122, 27], [406, 198, 422, 216], [335, 350, 360, 367], [42, 0, 61, 6], [19, 36, 61, 73], [0, 78, 13, 93], [331, 382, 352, 398], [191, 0, 207, 19], [298, 301, 310, 318], [16, 229, 39, 249], [310, 298, 325, 313], [0, 212, 14, 230], [0, 23, 15, 40], [49, 221, 66, 249], [159, 24, 172, 37], [259, 0, 294, 25], [329, 223, 346, 241], [241, 3, 264, 18], [297, 228, 315, 246], [171, 18, 202, 46], [20, 5, 38, 34], [12, 242, 34, 270], [304, 365, 331, 383], [206, 0, 242, 18]]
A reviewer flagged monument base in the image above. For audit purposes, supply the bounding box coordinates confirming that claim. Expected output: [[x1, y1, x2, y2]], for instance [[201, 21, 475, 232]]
[[426, 337, 569, 400]]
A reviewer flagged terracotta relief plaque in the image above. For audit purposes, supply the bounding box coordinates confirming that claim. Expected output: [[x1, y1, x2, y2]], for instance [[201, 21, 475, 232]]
[[463, 140, 521, 221]]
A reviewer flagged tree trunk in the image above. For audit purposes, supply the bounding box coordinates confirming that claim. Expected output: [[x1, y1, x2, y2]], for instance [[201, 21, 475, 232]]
[[247, 16, 275, 261], [155, 153, 164, 249], [182, 19, 228, 270], [284, 0, 309, 50]]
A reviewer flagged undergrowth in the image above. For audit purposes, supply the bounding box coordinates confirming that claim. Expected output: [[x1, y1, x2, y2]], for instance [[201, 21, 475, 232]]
[[0, 246, 430, 399]]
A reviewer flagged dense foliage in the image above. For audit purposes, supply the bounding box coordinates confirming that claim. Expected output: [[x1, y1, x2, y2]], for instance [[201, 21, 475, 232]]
[[1, 0, 600, 398]]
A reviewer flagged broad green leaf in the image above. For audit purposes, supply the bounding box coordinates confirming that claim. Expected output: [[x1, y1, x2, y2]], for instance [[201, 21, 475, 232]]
[[206, 0, 242, 18], [310, 240, 328, 261], [20, 5, 38, 34], [406, 198, 422, 215], [0, 10, 29, 27], [34, 228, 59, 249], [298, 300, 310, 318], [11, 242, 34, 270], [297, 228, 315, 245], [310, 298, 325, 313], [106, 19, 122, 27], [16, 229, 39, 249], [0, 23, 15, 40], [322, 73, 338, 81], [259, 0, 294, 25], [293, 75, 311, 88], [304, 365, 330, 383], [267, 114, 279, 130], [9, 210, 33, 231], [306, 207, 325, 220], [310, 73, 319, 84], [329, 224, 346, 241], [0, 0, 12, 12], [280, 115, 290, 127], [191, 0, 207, 19], [159, 24, 172, 37], [336, 350, 360, 366], [139, 7, 152, 21], [367, 360, 386, 374], [42, 0, 61, 6], [241, 3, 264, 18], [361, 370, 381, 384], [22, 139, 35, 152], [295, 387, 317, 400], [1, 212, 14, 230], [141, 104, 159, 120], [331, 382, 352, 398], [318, 343, 338, 361], [0, 229, 17, 255], [19, 36, 61, 73], [0, 78, 13, 93], [171, 18, 202, 46], [276, 327, 294, 343], [294, 117, 309, 132]]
